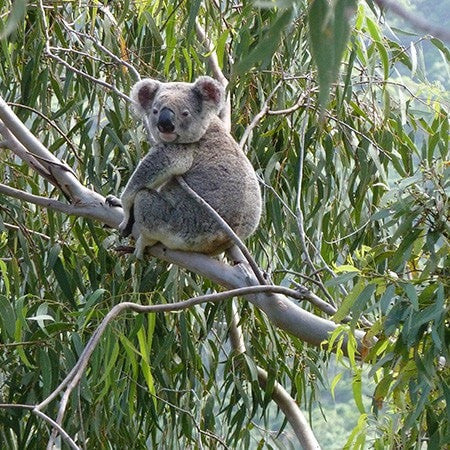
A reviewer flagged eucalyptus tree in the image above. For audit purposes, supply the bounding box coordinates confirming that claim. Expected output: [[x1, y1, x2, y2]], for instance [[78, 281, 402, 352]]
[[0, 1, 448, 449]]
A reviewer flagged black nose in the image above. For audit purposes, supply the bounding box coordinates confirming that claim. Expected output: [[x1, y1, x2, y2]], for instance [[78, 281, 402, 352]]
[[157, 107, 175, 133]]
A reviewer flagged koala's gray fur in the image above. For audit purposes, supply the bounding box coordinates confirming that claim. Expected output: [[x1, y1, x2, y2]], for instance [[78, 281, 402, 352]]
[[118, 76, 262, 257]]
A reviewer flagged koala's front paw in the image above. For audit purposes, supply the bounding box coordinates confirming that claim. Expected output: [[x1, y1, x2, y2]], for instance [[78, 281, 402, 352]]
[[106, 195, 122, 208]]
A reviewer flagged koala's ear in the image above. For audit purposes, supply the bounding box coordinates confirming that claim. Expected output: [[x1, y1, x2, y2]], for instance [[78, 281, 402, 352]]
[[193, 76, 224, 112], [131, 79, 160, 114]]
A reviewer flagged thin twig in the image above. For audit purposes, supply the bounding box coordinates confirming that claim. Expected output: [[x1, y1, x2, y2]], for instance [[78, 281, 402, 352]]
[[7, 102, 83, 164], [267, 89, 314, 116], [49, 45, 110, 63], [33, 409, 80, 450], [238, 81, 283, 150], [274, 269, 335, 303], [45, 49, 132, 103], [61, 19, 141, 81], [2, 222, 51, 241], [37, 1, 132, 103], [0, 404, 80, 450], [0, 339, 48, 348]]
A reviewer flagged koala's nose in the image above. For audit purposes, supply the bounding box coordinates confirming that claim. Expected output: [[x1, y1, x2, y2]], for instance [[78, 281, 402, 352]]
[[157, 107, 175, 133]]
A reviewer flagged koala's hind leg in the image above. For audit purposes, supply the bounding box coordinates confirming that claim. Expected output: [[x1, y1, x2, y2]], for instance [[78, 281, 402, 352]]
[[133, 188, 227, 254], [132, 189, 182, 256], [134, 233, 157, 259]]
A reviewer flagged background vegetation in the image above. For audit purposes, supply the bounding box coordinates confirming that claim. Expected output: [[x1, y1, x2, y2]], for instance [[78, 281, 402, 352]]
[[0, 0, 448, 448]]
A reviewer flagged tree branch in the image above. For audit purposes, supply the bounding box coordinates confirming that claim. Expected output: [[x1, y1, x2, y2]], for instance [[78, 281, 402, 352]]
[[0, 183, 73, 214], [0, 98, 123, 228], [228, 302, 321, 449], [0, 120, 54, 181], [238, 81, 283, 150], [36, 284, 332, 447], [373, 0, 450, 42], [195, 19, 231, 132], [176, 176, 267, 285]]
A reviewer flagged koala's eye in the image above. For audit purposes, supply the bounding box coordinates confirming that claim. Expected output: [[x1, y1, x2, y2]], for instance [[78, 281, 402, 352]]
[[152, 108, 158, 115], [181, 110, 190, 117]]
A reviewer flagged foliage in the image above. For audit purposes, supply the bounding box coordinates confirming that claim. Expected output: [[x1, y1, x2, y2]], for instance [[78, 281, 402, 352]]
[[0, 0, 448, 448]]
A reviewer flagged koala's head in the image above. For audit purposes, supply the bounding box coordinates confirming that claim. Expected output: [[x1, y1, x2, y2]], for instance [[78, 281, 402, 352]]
[[131, 76, 224, 144]]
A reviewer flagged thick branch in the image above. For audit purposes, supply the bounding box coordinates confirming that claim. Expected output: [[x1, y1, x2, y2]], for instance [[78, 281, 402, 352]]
[[0, 183, 73, 214], [0, 97, 84, 199], [374, 0, 450, 42], [0, 121, 53, 180], [0, 182, 122, 229], [149, 245, 367, 351]]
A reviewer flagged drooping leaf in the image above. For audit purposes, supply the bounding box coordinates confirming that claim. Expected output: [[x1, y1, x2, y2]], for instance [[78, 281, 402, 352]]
[[308, 0, 357, 107]]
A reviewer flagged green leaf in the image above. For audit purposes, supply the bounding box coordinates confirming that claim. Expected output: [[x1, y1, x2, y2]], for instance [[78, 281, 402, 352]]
[[330, 372, 343, 400], [365, 16, 382, 42], [0, 294, 15, 338], [344, 413, 367, 448], [53, 257, 75, 305], [0, 259, 10, 297], [430, 38, 450, 61], [0, 0, 28, 38], [352, 283, 377, 319], [333, 279, 365, 323], [216, 30, 229, 69], [334, 264, 361, 273], [39, 349, 52, 397], [137, 320, 157, 407], [401, 283, 419, 310], [186, 0, 201, 39], [375, 42, 389, 80], [308, 0, 357, 107], [234, 8, 293, 75]]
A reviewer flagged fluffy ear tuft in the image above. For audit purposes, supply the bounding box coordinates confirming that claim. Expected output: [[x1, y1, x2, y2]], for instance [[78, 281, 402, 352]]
[[131, 79, 160, 114], [193, 76, 224, 112]]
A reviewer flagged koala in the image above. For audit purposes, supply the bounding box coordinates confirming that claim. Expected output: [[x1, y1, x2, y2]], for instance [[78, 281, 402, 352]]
[[116, 76, 262, 258]]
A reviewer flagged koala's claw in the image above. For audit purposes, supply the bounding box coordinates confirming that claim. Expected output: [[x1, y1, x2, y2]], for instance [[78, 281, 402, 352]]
[[120, 227, 131, 239], [119, 219, 134, 238], [106, 195, 122, 208]]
